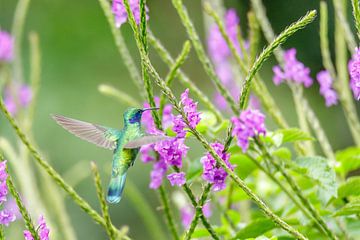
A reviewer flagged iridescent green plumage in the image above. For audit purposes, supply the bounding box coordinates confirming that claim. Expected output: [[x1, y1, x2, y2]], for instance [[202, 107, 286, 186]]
[[52, 107, 166, 204]]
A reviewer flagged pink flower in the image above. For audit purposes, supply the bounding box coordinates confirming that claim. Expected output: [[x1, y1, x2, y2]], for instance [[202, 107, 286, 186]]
[[0, 31, 13, 62], [112, 0, 149, 28], [167, 172, 186, 186], [348, 47, 360, 100], [23, 215, 50, 240], [316, 70, 338, 107]]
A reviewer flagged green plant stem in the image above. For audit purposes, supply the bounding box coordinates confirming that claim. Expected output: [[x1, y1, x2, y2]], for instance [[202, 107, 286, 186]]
[[351, 0, 360, 40], [332, 0, 357, 52], [91, 162, 116, 240], [0, 226, 4, 240], [247, 154, 324, 234], [159, 186, 180, 240], [0, 99, 130, 240], [334, 0, 360, 146], [148, 31, 224, 122], [257, 142, 338, 240], [98, 84, 141, 106], [184, 184, 212, 240], [171, 0, 239, 115], [6, 173, 40, 240], [126, 180, 167, 240], [238, 9, 317, 110], [97, 0, 145, 98], [11, 0, 31, 82], [159, 40, 191, 115]]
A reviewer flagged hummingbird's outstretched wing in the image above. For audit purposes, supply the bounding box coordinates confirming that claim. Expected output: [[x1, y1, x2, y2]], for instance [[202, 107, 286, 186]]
[[52, 114, 120, 150], [124, 135, 171, 149]]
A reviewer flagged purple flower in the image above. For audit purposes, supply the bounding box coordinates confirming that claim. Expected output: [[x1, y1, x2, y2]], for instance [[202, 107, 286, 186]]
[[112, 0, 149, 28], [349, 47, 360, 100], [273, 48, 313, 87], [231, 109, 266, 152], [23, 215, 50, 240], [0, 31, 13, 62], [316, 70, 338, 107], [167, 172, 186, 186], [0, 209, 15, 226], [154, 138, 188, 168], [162, 104, 174, 129], [180, 206, 194, 228], [172, 115, 186, 138], [149, 159, 167, 189], [3, 82, 32, 116], [203, 202, 212, 218], [140, 144, 155, 163], [0, 160, 8, 182], [200, 142, 233, 191], [0, 181, 8, 204], [180, 89, 201, 129]]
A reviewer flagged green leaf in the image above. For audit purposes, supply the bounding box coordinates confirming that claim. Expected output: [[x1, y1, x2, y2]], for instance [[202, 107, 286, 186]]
[[338, 177, 360, 199], [192, 227, 227, 238], [334, 199, 360, 216], [276, 128, 314, 143], [186, 159, 202, 182], [335, 147, 360, 177], [272, 147, 292, 160], [294, 156, 337, 204], [197, 111, 217, 133], [230, 154, 257, 179], [232, 218, 276, 239]]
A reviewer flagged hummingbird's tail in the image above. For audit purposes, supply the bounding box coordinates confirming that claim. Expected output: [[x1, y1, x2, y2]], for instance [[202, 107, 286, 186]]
[[106, 172, 127, 204]]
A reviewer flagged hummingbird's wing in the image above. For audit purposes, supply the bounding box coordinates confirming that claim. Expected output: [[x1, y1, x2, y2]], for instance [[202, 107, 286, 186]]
[[124, 135, 171, 149], [52, 114, 120, 150]]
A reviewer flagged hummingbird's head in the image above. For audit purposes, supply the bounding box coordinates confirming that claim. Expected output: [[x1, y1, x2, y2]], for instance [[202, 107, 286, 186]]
[[124, 107, 159, 125]]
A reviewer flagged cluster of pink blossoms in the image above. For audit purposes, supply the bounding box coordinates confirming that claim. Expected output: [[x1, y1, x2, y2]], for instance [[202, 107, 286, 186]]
[[141, 89, 201, 188], [112, 0, 148, 28], [231, 109, 266, 152], [316, 70, 338, 107], [0, 31, 13, 62], [3, 82, 32, 116], [0, 161, 16, 226], [24, 215, 50, 240], [200, 142, 233, 191], [348, 47, 360, 100], [273, 48, 313, 87]]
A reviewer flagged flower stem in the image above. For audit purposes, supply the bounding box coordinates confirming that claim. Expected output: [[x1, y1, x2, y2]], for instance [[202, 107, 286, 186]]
[[184, 184, 212, 240], [6, 171, 40, 240], [159, 40, 191, 116], [159, 186, 180, 240], [126, 180, 167, 240], [98, 84, 141, 106], [91, 162, 117, 240], [0, 99, 130, 240], [148, 31, 224, 122], [171, 0, 240, 115], [0, 225, 4, 240], [351, 0, 360, 40]]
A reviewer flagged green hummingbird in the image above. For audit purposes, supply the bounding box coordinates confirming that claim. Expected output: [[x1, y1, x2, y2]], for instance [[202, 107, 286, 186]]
[[52, 107, 167, 204]]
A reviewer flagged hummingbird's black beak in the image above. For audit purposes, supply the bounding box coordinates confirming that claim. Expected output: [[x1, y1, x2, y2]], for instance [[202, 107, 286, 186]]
[[142, 107, 159, 112]]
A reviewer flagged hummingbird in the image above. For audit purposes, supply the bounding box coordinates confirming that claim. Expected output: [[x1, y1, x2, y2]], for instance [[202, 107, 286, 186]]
[[52, 107, 167, 204]]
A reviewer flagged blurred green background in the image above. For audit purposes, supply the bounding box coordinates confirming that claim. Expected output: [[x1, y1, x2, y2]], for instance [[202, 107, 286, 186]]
[[0, 0, 358, 239]]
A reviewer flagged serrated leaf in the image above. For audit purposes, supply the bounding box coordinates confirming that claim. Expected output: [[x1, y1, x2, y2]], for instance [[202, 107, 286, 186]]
[[230, 154, 257, 179], [335, 147, 360, 177], [276, 128, 314, 143], [294, 156, 337, 204], [334, 199, 360, 216], [232, 218, 276, 239], [338, 177, 360, 199]]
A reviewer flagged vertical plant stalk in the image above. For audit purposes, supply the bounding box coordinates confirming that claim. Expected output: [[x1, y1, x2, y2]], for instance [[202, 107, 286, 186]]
[[159, 186, 180, 240], [332, 0, 357, 52], [6, 173, 40, 240], [97, 0, 145, 98], [11, 0, 31, 82], [126, 180, 167, 240], [98, 84, 141, 106], [159, 40, 191, 115], [91, 162, 117, 240], [335, 0, 360, 146], [0, 99, 130, 240], [184, 184, 212, 240], [351, 0, 360, 40], [0, 226, 4, 240], [148, 31, 224, 122], [171, 0, 240, 115]]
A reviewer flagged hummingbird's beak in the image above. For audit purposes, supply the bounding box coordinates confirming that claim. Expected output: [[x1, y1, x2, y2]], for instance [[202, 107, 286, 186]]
[[142, 107, 159, 112]]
